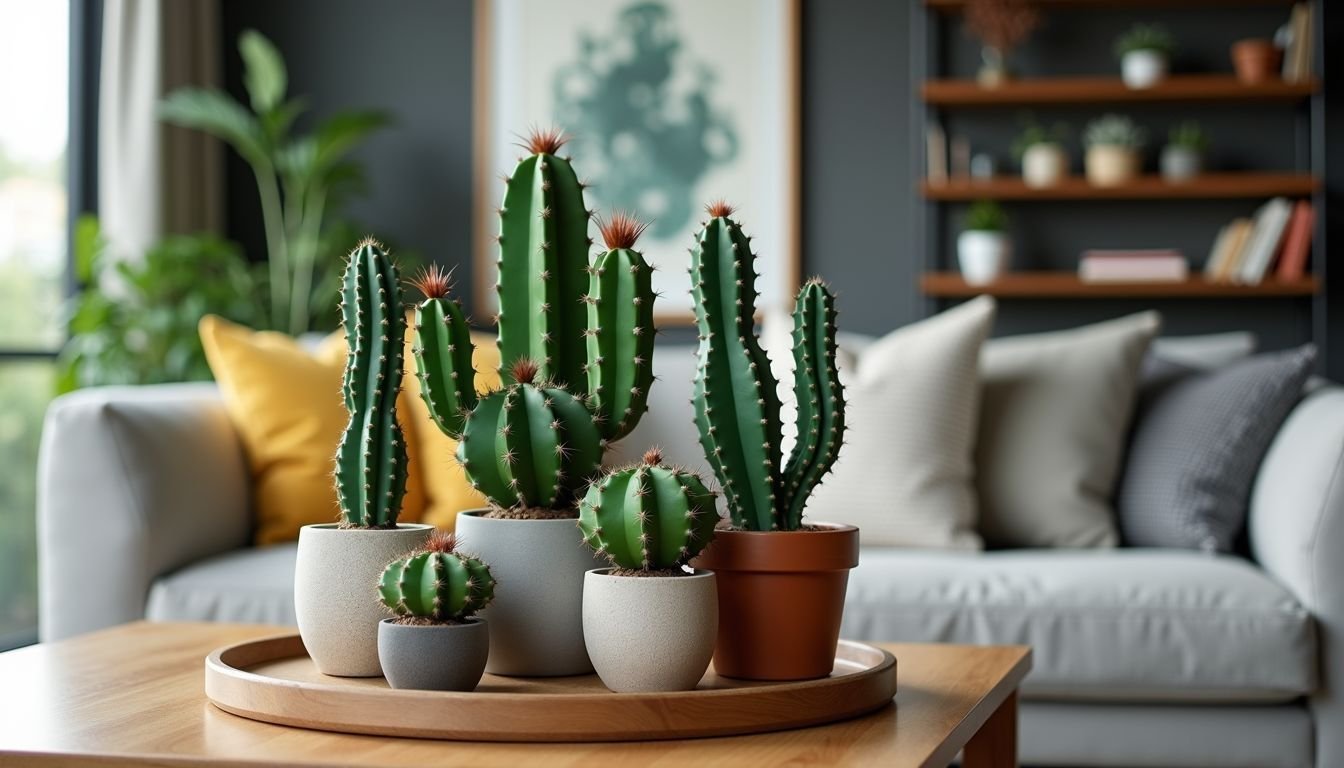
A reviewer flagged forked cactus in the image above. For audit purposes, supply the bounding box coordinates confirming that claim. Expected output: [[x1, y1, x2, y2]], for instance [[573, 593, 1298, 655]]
[[412, 128, 656, 513], [335, 238, 408, 528], [690, 202, 846, 531], [578, 448, 719, 570], [379, 533, 496, 622]]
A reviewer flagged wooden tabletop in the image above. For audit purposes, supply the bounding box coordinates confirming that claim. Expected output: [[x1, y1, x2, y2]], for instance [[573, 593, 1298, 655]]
[[0, 622, 1031, 768]]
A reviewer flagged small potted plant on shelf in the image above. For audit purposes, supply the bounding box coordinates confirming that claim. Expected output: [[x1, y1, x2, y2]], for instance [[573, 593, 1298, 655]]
[[1115, 23, 1174, 89], [688, 202, 855, 682], [578, 448, 720, 693], [1231, 38, 1282, 84], [411, 131, 656, 677], [294, 239, 434, 678], [964, 0, 1040, 88], [1161, 121, 1208, 182], [1084, 114, 1147, 187], [376, 532, 496, 691], [1013, 116, 1070, 188], [958, 200, 1011, 286]]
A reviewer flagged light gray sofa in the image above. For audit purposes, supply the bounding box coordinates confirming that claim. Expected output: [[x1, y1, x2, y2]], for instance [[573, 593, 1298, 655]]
[[37, 343, 1344, 768]]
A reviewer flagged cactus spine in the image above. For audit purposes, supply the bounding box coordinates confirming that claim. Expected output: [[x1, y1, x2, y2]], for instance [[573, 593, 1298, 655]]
[[690, 202, 846, 531], [413, 128, 656, 514], [379, 533, 496, 622], [335, 238, 408, 528], [578, 448, 718, 570]]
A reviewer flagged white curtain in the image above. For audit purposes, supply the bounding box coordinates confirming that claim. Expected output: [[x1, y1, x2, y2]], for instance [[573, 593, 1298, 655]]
[[99, 0, 222, 261]]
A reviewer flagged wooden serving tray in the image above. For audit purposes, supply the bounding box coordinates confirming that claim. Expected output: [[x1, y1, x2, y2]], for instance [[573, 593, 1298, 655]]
[[204, 633, 897, 742]]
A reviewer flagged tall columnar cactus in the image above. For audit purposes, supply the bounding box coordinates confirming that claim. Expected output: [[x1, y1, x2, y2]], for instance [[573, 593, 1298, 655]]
[[379, 533, 496, 622], [458, 359, 603, 510], [585, 212, 656, 441], [690, 202, 846, 531], [412, 127, 657, 514], [578, 448, 719, 570], [335, 238, 408, 528]]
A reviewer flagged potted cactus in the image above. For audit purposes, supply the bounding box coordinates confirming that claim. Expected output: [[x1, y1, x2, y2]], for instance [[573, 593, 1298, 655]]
[[686, 201, 856, 682], [411, 129, 656, 676], [1115, 24, 1174, 89], [376, 532, 497, 691], [1084, 114, 1147, 187], [294, 239, 434, 678], [1161, 121, 1207, 182], [578, 448, 720, 692]]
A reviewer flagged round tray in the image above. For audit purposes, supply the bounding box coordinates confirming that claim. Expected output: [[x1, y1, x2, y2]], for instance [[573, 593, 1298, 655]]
[[204, 633, 896, 742]]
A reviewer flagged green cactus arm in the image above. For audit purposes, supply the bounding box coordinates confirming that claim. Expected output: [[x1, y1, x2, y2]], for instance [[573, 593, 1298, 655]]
[[463, 556, 496, 611], [457, 390, 513, 505], [586, 246, 655, 441], [496, 152, 591, 391], [378, 562, 406, 614], [413, 297, 476, 439], [690, 215, 783, 531], [782, 281, 846, 529]]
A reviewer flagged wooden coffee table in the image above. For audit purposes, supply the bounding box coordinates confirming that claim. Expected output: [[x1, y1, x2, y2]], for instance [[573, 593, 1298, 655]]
[[0, 622, 1030, 767]]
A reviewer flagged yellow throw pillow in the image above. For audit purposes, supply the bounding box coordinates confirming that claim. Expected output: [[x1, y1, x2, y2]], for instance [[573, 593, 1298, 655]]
[[200, 316, 426, 545], [403, 329, 501, 529]]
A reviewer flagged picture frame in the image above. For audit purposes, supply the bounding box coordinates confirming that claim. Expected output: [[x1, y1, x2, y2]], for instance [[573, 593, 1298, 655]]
[[473, 0, 800, 324]]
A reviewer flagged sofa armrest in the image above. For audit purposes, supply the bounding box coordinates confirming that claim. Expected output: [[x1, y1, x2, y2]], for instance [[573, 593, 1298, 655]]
[[1249, 382, 1344, 766], [37, 383, 251, 640]]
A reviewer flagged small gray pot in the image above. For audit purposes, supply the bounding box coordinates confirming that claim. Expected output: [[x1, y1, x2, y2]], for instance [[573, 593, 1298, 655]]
[[377, 618, 489, 691], [455, 510, 606, 676], [1160, 145, 1203, 182], [582, 568, 717, 692]]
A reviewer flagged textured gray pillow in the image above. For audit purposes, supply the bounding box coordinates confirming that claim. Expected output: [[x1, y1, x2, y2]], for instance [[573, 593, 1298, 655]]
[[1118, 345, 1317, 552]]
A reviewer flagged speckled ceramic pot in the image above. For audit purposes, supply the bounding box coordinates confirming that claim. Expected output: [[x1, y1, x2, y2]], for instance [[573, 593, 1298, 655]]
[[294, 523, 433, 677], [582, 569, 717, 693], [377, 618, 489, 691]]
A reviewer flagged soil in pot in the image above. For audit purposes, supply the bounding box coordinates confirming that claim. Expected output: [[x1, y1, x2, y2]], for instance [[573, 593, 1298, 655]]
[[692, 524, 859, 681], [377, 617, 489, 691], [582, 568, 717, 692]]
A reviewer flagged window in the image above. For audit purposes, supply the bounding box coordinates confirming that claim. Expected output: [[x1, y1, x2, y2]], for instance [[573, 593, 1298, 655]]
[[0, 0, 71, 648]]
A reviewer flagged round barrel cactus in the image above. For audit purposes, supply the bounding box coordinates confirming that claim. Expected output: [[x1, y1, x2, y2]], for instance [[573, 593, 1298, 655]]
[[378, 533, 496, 622]]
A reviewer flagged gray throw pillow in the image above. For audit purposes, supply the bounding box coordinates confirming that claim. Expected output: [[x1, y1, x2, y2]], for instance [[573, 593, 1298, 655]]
[[1118, 345, 1317, 552]]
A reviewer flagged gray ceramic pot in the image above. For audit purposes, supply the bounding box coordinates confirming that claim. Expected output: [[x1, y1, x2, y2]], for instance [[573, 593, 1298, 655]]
[[294, 523, 433, 677], [455, 510, 605, 676], [582, 568, 717, 692], [377, 618, 489, 691]]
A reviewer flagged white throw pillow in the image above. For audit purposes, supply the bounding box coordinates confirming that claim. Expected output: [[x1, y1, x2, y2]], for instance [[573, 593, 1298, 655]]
[[977, 311, 1161, 549], [768, 297, 996, 548]]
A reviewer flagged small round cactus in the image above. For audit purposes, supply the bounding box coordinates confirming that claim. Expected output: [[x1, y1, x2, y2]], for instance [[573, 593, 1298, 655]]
[[378, 533, 497, 622], [578, 448, 720, 571]]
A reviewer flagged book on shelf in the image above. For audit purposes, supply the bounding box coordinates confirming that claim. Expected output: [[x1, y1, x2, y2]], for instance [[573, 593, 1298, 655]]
[[1281, 3, 1314, 83], [1078, 250, 1188, 283], [926, 125, 947, 186], [1237, 197, 1294, 284], [1276, 200, 1315, 281]]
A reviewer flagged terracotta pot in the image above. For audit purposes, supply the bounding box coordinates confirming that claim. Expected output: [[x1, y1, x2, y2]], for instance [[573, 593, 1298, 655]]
[[692, 524, 859, 681], [1231, 39, 1282, 84]]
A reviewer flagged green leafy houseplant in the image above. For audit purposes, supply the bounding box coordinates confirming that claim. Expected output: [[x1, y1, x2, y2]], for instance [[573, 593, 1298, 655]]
[[159, 30, 389, 336], [58, 216, 261, 392], [1168, 121, 1209, 152], [1114, 23, 1175, 58], [1011, 117, 1069, 160], [965, 200, 1008, 232], [1084, 114, 1148, 149]]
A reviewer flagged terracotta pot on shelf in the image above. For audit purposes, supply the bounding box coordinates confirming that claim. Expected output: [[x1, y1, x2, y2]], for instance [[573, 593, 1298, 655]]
[[1231, 39, 1282, 84], [692, 524, 859, 681]]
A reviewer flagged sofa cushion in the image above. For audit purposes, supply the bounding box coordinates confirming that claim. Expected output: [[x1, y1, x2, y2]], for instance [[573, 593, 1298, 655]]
[[146, 543, 298, 626], [841, 548, 1315, 703]]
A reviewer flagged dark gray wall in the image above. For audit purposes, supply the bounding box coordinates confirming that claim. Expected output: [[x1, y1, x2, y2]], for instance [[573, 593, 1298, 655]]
[[221, 1, 1336, 365]]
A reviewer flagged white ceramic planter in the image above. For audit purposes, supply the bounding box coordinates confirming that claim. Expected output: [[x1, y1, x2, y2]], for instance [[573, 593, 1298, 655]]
[[1021, 143, 1068, 188], [377, 618, 490, 691], [455, 510, 605, 676], [1160, 145, 1203, 182], [1085, 145, 1141, 187], [294, 523, 433, 677], [1121, 50, 1168, 89], [957, 231, 1010, 285], [583, 569, 717, 692]]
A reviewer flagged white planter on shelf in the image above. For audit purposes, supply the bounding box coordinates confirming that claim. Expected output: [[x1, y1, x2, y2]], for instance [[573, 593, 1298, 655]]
[[1021, 143, 1068, 188], [1160, 145, 1203, 182], [1085, 145, 1141, 187], [957, 230, 1010, 286], [1121, 50, 1168, 89]]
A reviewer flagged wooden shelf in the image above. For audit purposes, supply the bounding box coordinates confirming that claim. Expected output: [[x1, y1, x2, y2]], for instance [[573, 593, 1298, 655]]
[[921, 173, 1319, 201], [922, 75, 1317, 106], [927, 0, 1296, 10], [921, 272, 1319, 299]]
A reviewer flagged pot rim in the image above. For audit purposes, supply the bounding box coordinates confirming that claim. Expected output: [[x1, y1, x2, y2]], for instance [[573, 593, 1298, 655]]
[[379, 616, 486, 630], [693, 523, 860, 573], [299, 522, 435, 533], [456, 508, 580, 526], [585, 567, 715, 580]]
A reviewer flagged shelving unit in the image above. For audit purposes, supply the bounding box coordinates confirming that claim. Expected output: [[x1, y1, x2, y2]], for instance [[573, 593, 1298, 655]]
[[912, 0, 1329, 371]]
